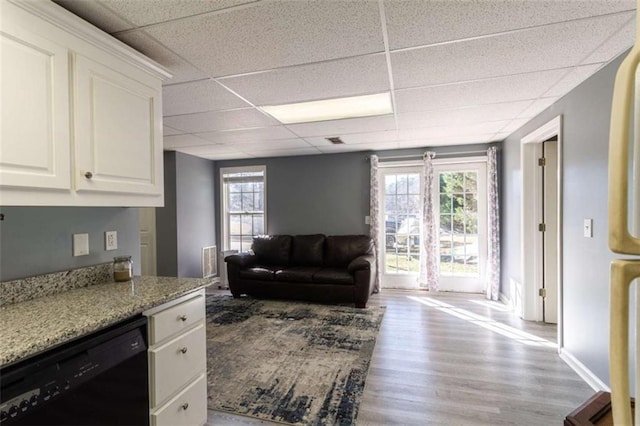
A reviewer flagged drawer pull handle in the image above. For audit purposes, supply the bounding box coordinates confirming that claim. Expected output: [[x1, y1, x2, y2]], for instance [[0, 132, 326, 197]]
[[179, 347, 188, 354], [178, 315, 187, 321], [84, 171, 93, 179], [181, 403, 189, 410]]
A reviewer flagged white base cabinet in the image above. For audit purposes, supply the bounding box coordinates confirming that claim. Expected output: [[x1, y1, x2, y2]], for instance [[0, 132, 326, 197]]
[[144, 289, 208, 426], [0, 0, 170, 206]]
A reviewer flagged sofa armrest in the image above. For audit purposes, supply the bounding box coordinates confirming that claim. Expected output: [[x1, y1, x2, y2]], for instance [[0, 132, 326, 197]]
[[225, 253, 257, 268], [347, 254, 375, 273]]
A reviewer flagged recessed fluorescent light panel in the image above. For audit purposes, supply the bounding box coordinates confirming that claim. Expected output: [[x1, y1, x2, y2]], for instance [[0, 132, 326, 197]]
[[259, 92, 393, 124]]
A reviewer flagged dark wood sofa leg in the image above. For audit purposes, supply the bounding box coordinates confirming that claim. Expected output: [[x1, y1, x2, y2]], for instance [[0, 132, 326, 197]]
[[355, 302, 367, 309]]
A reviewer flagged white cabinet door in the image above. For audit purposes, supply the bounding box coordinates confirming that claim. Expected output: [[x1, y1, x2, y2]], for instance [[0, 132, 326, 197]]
[[74, 54, 162, 197], [0, 4, 71, 191]]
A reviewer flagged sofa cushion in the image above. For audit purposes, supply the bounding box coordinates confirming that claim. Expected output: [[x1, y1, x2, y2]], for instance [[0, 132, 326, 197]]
[[275, 267, 321, 283], [291, 234, 325, 266], [324, 235, 374, 268], [312, 268, 354, 285], [239, 266, 279, 281], [252, 235, 292, 265]]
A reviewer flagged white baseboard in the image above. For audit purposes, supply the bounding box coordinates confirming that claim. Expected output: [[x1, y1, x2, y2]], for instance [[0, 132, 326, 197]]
[[559, 349, 610, 392], [499, 293, 512, 309]]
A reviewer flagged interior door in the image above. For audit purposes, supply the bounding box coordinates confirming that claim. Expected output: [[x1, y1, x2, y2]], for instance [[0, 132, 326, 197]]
[[379, 166, 422, 289], [434, 161, 488, 293], [542, 140, 558, 324]]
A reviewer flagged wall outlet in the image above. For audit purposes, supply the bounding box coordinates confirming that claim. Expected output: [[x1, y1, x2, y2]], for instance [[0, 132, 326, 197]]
[[105, 231, 117, 251], [583, 219, 593, 238], [73, 233, 89, 256], [365, 216, 370, 225]]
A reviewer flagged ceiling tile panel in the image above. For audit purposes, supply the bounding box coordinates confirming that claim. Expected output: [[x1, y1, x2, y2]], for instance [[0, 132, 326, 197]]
[[164, 134, 214, 149], [174, 144, 246, 157], [163, 80, 250, 115], [384, 0, 636, 49], [219, 54, 390, 106], [236, 138, 312, 151], [305, 130, 399, 146], [396, 101, 532, 130], [164, 108, 279, 133], [244, 147, 321, 158], [499, 118, 533, 134], [392, 13, 634, 89], [542, 64, 605, 97], [100, 0, 256, 26], [517, 98, 558, 119], [163, 125, 185, 136], [115, 31, 208, 84], [196, 126, 298, 144], [286, 115, 396, 138], [394, 68, 571, 113], [582, 16, 636, 63], [397, 121, 510, 141], [317, 142, 399, 154], [53, 0, 134, 33], [145, 0, 383, 77]]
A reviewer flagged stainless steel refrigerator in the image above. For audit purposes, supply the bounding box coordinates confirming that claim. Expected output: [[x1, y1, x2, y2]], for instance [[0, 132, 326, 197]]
[[609, 2, 640, 423]]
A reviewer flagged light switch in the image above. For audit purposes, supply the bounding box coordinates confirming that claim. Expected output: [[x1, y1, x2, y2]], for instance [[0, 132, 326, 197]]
[[105, 231, 117, 251], [365, 216, 371, 225], [584, 219, 593, 238], [73, 233, 89, 256]]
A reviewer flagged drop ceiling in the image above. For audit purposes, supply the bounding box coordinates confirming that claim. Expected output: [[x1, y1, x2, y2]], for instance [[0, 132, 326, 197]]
[[54, 0, 637, 160]]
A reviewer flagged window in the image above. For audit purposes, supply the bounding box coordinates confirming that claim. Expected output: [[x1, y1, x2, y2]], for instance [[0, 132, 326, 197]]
[[220, 166, 266, 252]]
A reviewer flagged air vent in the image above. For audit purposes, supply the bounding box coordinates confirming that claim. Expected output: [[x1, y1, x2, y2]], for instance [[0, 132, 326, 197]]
[[202, 246, 217, 278], [326, 137, 344, 144]]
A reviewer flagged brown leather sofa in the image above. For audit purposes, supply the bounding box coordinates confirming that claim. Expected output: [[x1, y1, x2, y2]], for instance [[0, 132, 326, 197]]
[[224, 234, 376, 308]]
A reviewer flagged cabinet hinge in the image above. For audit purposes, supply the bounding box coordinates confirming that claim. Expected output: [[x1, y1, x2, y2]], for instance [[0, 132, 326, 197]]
[[538, 157, 546, 166], [539, 288, 547, 298], [538, 223, 546, 232]]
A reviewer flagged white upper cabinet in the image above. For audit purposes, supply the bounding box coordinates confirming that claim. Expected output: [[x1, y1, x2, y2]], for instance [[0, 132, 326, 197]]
[[0, 0, 171, 207], [0, 4, 71, 191]]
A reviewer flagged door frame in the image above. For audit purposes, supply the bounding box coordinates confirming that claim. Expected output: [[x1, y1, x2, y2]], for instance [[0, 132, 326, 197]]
[[520, 115, 563, 350]]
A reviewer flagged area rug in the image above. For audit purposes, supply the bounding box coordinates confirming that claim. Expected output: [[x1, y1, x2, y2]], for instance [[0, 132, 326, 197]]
[[205, 295, 385, 425]]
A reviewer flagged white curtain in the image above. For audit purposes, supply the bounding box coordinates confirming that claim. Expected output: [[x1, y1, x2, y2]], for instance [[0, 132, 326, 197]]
[[369, 155, 381, 293], [486, 147, 501, 300], [419, 152, 439, 291]]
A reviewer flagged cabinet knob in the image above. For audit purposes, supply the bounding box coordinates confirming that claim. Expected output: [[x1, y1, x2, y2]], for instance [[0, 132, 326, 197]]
[[178, 315, 187, 322], [181, 403, 189, 411], [84, 171, 93, 179], [180, 347, 188, 354]]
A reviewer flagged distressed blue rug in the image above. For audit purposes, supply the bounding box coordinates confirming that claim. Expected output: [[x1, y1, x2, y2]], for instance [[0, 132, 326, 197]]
[[205, 295, 385, 425]]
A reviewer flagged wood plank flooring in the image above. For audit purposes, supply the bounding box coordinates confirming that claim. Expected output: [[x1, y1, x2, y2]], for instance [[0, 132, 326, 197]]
[[206, 289, 594, 425]]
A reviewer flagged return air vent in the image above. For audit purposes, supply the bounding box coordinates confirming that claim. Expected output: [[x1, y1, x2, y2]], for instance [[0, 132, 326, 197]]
[[326, 137, 344, 144], [202, 245, 217, 278]]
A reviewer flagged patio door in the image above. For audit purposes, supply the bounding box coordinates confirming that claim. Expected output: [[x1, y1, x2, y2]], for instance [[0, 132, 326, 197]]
[[379, 165, 422, 289], [434, 160, 488, 293]]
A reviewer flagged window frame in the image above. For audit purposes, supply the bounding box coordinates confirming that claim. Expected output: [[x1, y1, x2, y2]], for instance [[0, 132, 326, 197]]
[[220, 165, 267, 252]]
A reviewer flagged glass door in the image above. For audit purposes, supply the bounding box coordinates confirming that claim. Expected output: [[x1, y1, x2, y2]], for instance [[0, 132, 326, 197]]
[[380, 166, 422, 289], [434, 161, 487, 292]]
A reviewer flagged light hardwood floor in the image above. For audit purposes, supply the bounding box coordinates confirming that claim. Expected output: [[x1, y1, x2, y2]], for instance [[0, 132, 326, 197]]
[[206, 289, 594, 425]]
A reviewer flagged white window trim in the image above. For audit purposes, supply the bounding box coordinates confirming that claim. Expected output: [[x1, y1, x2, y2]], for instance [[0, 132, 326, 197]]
[[220, 165, 267, 252]]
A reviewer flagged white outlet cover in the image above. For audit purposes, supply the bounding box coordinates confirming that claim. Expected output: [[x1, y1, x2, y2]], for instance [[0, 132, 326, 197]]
[[583, 219, 593, 238], [105, 231, 118, 251], [73, 233, 89, 256]]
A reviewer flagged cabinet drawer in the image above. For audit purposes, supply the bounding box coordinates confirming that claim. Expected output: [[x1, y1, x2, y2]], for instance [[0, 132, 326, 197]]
[[149, 295, 205, 344], [151, 373, 207, 426], [150, 323, 206, 407]]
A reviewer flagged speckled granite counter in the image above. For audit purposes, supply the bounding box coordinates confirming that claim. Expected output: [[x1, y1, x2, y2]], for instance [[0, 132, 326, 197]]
[[0, 276, 211, 367]]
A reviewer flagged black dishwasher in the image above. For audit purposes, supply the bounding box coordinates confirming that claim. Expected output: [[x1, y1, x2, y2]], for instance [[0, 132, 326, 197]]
[[0, 315, 149, 426]]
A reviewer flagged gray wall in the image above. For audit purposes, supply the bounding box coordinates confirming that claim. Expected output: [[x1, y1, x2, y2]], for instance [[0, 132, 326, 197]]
[[214, 144, 497, 248], [501, 52, 629, 385], [156, 151, 216, 278], [0, 207, 140, 281]]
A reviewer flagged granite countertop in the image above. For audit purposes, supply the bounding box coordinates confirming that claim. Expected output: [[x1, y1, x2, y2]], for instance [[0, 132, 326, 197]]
[[0, 276, 212, 367]]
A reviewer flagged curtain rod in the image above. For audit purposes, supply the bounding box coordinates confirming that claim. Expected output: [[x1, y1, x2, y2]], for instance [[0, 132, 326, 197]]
[[366, 149, 496, 161]]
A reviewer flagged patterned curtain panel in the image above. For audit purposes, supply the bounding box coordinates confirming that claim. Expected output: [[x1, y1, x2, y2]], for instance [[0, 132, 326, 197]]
[[419, 152, 439, 291], [369, 155, 381, 293], [486, 147, 501, 300]]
